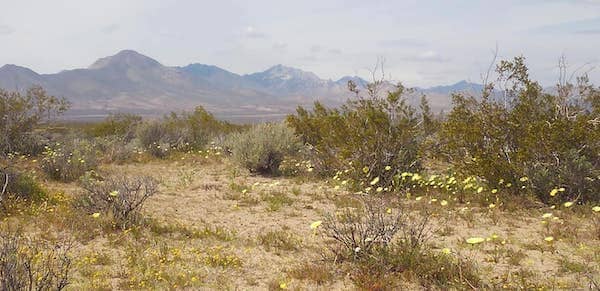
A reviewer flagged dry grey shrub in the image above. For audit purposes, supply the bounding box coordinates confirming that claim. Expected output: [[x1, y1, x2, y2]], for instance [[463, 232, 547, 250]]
[[79, 174, 159, 229], [225, 122, 302, 175], [322, 196, 432, 260], [0, 229, 72, 290]]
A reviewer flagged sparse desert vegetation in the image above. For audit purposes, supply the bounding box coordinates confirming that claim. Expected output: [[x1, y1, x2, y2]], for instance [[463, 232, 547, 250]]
[[0, 57, 599, 290]]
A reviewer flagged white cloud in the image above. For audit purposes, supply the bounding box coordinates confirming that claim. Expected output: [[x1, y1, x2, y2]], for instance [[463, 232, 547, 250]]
[[0, 25, 14, 35], [244, 26, 267, 38], [272, 42, 287, 52], [310, 45, 322, 53], [328, 48, 342, 55], [405, 50, 449, 63]]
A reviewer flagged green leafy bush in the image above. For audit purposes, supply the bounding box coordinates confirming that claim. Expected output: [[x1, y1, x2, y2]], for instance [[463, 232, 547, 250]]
[[136, 106, 240, 158], [0, 86, 69, 155], [439, 57, 599, 203], [40, 139, 98, 182], [225, 122, 301, 175], [1, 169, 46, 202], [287, 83, 423, 190], [86, 113, 141, 141]]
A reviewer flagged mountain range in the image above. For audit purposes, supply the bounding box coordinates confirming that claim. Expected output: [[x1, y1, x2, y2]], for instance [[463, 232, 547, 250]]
[[0, 50, 483, 121]]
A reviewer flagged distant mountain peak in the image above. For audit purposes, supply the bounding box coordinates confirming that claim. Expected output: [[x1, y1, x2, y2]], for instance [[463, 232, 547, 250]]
[[0, 64, 39, 74], [336, 76, 368, 86], [254, 64, 321, 82], [425, 80, 484, 94], [89, 49, 161, 70]]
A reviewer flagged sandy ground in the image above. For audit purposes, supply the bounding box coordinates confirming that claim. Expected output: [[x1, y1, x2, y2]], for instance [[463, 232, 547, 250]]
[[4, 156, 599, 290]]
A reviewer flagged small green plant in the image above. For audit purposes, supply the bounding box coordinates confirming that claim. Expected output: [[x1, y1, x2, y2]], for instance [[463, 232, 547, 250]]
[[349, 243, 481, 289], [287, 262, 333, 285], [0, 168, 46, 205], [257, 230, 301, 252], [261, 191, 294, 211], [203, 246, 242, 268]]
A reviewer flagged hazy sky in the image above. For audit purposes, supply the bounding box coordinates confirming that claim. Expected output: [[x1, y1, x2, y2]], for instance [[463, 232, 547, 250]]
[[1, 0, 599, 87]]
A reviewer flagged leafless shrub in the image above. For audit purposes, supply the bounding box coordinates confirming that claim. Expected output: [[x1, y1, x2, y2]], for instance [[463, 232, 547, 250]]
[[322, 196, 431, 260], [79, 174, 159, 229], [0, 229, 72, 290]]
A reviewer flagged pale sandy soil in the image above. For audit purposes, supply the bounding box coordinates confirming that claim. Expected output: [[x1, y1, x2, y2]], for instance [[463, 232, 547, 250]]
[[4, 155, 599, 290]]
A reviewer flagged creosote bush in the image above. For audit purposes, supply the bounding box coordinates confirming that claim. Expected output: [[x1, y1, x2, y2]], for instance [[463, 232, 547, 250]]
[[79, 174, 159, 229], [0, 86, 69, 155], [225, 122, 301, 175], [287, 82, 423, 190], [86, 113, 141, 141], [440, 56, 599, 203], [0, 228, 72, 290], [136, 106, 240, 158]]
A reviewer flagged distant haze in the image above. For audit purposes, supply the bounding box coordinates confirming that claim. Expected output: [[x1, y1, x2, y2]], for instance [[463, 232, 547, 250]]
[[0, 0, 599, 88]]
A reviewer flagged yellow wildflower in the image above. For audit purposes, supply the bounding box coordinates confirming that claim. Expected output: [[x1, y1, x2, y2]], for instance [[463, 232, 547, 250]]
[[466, 237, 485, 244], [310, 221, 322, 229], [370, 176, 380, 185]]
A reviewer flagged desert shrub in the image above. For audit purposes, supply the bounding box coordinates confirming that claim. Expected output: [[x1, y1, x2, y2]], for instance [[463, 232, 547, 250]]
[[322, 197, 429, 259], [136, 106, 240, 158], [0, 86, 69, 155], [440, 56, 599, 203], [40, 139, 98, 182], [96, 137, 138, 164], [135, 121, 172, 158], [418, 95, 443, 162], [86, 113, 141, 141], [79, 174, 159, 229], [287, 82, 422, 191], [320, 197, 479, 289], [350, 242, 481, 290], [0, 168, 46, 204], [225, 122, 302, 175], [0, 228, 72, 290]]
